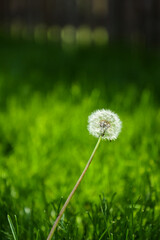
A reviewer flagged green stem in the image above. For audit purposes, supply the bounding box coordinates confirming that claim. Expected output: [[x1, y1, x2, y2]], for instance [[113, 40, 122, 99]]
[[47, 136, 102, 240]]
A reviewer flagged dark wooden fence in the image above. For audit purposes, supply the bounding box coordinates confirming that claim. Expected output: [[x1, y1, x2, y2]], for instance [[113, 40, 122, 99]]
[[108, 0, 160, 45], [0, 0, 159, 45]]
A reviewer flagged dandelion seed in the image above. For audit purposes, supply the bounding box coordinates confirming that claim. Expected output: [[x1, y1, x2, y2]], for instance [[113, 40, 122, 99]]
[[88, 109, 122, 140]]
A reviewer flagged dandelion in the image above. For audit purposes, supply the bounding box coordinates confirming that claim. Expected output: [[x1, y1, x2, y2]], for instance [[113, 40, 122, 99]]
[[88, 109, 122, 140], [47, 109, 122, 240]]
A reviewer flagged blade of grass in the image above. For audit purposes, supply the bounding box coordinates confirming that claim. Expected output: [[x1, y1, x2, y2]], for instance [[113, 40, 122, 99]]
[[125, 229, 129, 240], [7, 215, 18, 240], [14, 215, 19, 238], [99, 227, 108, 240], [35, 229, 40, 240]]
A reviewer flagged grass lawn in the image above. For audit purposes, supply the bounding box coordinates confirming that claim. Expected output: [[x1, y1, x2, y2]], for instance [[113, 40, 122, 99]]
[[0, 36, 160, 239]]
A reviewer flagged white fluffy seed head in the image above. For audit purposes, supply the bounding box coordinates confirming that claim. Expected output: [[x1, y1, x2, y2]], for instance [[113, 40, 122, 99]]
[[88, 109, 122, 140]]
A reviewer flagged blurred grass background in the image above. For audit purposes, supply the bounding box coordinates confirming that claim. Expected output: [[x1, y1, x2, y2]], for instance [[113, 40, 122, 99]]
[[0, 35, 160, 239]]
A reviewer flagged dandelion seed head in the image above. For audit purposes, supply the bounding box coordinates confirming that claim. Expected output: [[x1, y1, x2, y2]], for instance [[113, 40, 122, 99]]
[[88, 109, 122, 140]]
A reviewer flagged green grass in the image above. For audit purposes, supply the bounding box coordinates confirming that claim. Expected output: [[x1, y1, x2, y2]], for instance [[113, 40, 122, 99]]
[[0, 36, 160, 239]]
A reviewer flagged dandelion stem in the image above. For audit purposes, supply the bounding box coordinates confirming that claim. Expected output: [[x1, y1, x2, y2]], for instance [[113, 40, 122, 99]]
[[47, 136, 102, 240]]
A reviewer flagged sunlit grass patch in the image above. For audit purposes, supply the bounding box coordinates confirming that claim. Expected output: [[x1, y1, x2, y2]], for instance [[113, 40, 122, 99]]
[[0, 39, 160, 239]]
